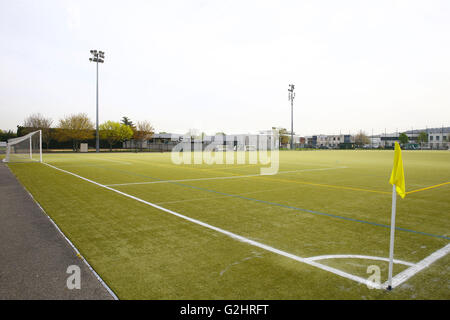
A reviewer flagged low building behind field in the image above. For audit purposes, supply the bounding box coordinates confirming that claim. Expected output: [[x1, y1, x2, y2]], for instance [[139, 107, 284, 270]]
[[304, 135, 354, 149], [411, 127, 450, 150], [121, 127, 449, 152], [310, 127, 449, 150], [123, 132, 279, 151], [380, 127, 450, 150]]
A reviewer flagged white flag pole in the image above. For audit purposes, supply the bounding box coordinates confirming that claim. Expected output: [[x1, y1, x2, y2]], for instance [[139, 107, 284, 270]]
[[387, 183, 397, 290], [39, 130, 42, 163]]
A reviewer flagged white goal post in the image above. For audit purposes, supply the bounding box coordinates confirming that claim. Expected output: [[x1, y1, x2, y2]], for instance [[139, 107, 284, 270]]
[[2, 130, 42, 163]]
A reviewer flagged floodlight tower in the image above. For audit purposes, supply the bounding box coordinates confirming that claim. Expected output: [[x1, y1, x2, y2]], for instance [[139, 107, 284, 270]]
[[288, 84, 295, 150], [89, 50, 105, 153]]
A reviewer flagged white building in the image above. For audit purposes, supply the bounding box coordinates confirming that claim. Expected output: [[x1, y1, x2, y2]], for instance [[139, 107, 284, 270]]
[[428, 134, 449, 149]]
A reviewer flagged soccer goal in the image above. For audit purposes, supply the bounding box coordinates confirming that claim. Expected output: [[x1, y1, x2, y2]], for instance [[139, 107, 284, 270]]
[[2, 130, 42, 163]]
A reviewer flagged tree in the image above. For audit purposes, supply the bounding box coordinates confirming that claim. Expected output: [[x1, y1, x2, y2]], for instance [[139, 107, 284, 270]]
[[0, 129, 16, 141], [100, 121, 133, 151], [417, 131, 428, 148], [134, 121, 154, 150], [120, 116, 136, 145], [354, 130, 370, 147], [23, 113, 53, 150], [121, 116, 135, 129], [278, 128, 290, 146], [399, 133, 409, 145], [55, 113, 94, 151]]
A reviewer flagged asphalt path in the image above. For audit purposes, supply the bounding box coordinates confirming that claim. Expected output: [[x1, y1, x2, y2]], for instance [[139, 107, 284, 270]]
[[0, 163, 114, 300]]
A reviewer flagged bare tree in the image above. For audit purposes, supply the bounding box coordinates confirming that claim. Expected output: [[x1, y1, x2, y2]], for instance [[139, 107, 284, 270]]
[[354, 130, 370, 147], [23, 113, 53, 150], [134, 121, 154, 150]]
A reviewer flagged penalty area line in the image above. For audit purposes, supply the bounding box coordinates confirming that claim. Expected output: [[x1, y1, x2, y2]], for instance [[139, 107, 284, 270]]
[[43, 162, 382, 289]]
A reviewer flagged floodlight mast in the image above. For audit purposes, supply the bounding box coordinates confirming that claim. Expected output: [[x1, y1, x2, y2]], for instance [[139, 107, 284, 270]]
[[89, 50, 105, 153], [288, 84, 295, 150]]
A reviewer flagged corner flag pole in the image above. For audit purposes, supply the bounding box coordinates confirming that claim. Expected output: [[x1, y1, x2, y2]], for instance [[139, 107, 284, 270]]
[[387, 142, 406, 291], [387, 183, 397, 290], [39, 129, 42, 163]]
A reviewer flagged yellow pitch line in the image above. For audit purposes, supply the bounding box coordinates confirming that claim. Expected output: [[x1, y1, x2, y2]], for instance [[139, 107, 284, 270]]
[[101, 157, 387, 194], [212, 168, 447, 196], [406, 182, 450, 195], [80, 155, 449, 196]]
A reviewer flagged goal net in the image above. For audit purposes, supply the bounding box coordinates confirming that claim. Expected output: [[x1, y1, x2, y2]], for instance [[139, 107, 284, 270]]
[[3, 130, 42, 163]]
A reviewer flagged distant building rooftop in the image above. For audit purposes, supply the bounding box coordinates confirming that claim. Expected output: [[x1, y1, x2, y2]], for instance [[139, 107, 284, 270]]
[[404, 127, 450, 134]]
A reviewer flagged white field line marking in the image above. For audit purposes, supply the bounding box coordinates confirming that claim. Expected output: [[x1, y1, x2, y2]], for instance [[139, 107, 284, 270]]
[[43, 163, 381, 289], [306, 254, 415, 267], [19, 181, 119, 300], [385, 243, 450, 289], [105, 166, 348, 187]]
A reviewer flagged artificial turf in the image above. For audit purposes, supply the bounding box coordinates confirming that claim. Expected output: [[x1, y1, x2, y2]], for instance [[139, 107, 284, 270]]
[[6, 150, 450, 299]]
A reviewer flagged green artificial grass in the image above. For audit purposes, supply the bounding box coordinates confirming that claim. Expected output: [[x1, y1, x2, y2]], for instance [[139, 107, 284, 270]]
[[7, 150, 450, 299]]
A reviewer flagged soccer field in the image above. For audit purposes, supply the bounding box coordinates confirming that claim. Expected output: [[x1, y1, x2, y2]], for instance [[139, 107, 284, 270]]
[[6, 150, 450, 299]]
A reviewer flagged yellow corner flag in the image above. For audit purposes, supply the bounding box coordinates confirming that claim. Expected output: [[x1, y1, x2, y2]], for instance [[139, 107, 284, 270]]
[[387, 141, 407, 290], [389, 142, 406, 199]]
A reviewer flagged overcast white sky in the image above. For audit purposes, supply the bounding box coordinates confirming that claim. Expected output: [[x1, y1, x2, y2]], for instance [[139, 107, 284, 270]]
[[1, 0, 449, 135]]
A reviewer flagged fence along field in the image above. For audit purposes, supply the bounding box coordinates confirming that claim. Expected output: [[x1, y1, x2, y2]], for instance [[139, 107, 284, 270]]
[[6, 150, 450, 299]]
